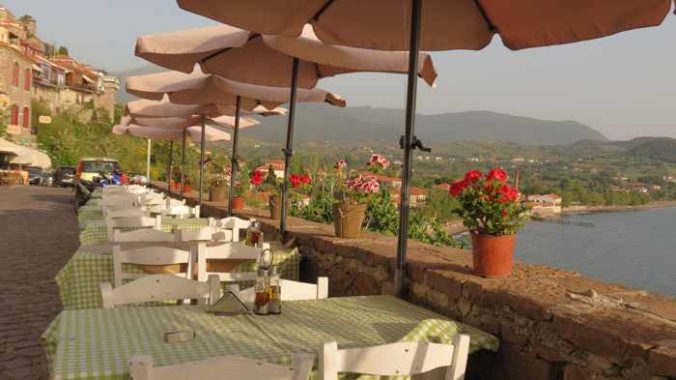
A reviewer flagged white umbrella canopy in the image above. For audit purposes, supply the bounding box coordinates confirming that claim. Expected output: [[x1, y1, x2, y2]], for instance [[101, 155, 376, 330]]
[[178, 0, 674, 51], [136, 24, 438, 88], [126, 98, 287, 119], [125, 68, 345, 108], [128, 115, 259, 130], [114, 124, 231, 143]]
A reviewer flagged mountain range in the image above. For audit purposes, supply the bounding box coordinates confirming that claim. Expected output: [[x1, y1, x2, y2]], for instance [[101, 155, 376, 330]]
[[113, 66, 608, 146]]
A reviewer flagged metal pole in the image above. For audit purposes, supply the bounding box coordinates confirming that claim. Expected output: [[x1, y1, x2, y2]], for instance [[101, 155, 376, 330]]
[[228, 96, 242, 216], [198, 115, 206, 214], [167, 141, 174, 194], [395, 0, 422, 298], [180, 128, 186, 198], [146, 139, 151, 187], [280, 57, 300, 240]]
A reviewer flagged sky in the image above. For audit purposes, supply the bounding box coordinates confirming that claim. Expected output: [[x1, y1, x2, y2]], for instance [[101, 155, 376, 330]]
[[3, 0, 675, 140]]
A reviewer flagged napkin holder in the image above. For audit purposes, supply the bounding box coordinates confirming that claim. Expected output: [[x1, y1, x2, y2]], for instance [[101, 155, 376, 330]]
[[164, 324, 196, 344], [206, 291, 250, 316]]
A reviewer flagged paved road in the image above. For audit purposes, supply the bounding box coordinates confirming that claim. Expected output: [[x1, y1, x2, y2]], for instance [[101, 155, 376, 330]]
[[0, 186, 80, 380]]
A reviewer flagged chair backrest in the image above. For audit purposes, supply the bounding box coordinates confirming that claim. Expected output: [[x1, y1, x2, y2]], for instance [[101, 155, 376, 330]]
[[162, 205, 198, 219], [195, 242, 264, 282], [236, 277, 328, 303], [210, 216, 251, 242], [112, 228, 177, 243], [107, 215, 161, 242], [178, 227, 232, 243], [112, 245, 192, 287], [129, 352, 315, 380], [100, 274, 220, 308], [319, 335, 470, 380]]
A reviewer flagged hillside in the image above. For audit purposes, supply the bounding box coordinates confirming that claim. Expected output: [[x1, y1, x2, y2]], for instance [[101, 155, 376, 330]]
[[112, 66, 164, 103], [242, 106, 606, 146], [626, 137, 676, 163]]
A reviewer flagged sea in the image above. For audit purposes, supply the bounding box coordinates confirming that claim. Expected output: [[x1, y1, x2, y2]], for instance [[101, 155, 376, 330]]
[[515, 207, 676, 296]]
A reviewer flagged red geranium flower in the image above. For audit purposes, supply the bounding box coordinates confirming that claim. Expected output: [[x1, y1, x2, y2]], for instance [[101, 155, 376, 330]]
[[449, 179, 468, 197], [497, 184, 519, 203], [486, 168, 508, 182], [250, 170, 264, 186], [464, 169, 482, 182], [290, 174, 302, 188]]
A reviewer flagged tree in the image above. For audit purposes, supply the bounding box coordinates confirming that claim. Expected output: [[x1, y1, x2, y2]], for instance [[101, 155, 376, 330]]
[[57, 46, 69, 56]]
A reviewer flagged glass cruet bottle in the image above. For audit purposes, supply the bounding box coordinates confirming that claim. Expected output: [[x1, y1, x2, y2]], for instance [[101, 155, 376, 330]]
[[268, 266, 281, 314], [253, 267, 270, 315]]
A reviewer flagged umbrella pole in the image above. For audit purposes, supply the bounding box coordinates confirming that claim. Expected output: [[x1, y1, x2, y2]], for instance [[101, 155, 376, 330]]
[[146, 139, 152, 187], [198, 116, 206, 216], [395, 0, 423, 298], [180, 129, 186, 199], [280, 57, 300, 241], [167, 141, 174, 194], [229, 96, 242, 216]]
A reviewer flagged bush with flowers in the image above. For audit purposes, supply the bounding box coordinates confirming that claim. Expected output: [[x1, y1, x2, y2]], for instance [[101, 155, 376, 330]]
[[450, 168, 529, 236]]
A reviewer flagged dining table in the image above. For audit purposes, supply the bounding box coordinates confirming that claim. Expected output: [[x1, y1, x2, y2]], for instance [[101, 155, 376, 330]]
[[42, 295, 499, 380], [56, 241, 300, 310]]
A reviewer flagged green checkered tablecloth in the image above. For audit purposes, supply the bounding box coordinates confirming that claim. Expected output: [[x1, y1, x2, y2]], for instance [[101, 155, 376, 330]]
[[42, 296, 498, 380], [79, 218, 211, 245], [55, 245, 300, 310], [77, 206, 104, 226]]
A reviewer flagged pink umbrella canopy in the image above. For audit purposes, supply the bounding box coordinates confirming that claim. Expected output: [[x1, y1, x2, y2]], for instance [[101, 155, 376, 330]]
[[125, 68, 346, 108], [113, 123, 231, 143], [136, 24, 437, 88], [178, 0, 674, 51]]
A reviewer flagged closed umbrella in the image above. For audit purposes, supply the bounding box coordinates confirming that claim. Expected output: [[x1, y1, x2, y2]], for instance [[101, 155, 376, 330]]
[[135, 23, 436, 238], [179, 0, 674, 296]]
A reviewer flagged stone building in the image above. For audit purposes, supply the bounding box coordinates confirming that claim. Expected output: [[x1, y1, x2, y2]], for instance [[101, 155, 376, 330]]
[[0, 6, 34, 145]]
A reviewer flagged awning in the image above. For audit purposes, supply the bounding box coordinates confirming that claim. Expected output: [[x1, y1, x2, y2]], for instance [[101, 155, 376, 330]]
[[0, 139, 52, 169]]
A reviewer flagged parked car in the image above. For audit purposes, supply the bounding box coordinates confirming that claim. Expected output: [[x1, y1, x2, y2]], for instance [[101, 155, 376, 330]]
[[27, 167, 43, 185], [76, 158, 120, 182], [41, 170, 54, 186], [53, 166, 76, 187]]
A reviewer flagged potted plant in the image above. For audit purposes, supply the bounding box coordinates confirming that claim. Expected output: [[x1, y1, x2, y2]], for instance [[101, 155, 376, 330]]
[[208, 167, 228, 203], [333, 174, 380, 238], [271, 172, 312, 220], [450, 168, 529, 277], [182, 176, 193, 194]]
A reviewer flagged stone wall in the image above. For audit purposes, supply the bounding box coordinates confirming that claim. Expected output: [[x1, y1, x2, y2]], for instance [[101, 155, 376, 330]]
[[159, 183, 676, 380]]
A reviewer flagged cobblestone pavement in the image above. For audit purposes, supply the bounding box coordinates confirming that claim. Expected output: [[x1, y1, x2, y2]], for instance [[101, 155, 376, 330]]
[[0, 186, 80, 380]]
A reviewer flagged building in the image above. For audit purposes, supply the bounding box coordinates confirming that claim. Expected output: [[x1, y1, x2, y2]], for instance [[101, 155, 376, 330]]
[[256, 160, 285, 179], [1, 5, 119, 132], [0, 6, 34, 144], [526, 193, 562, 215]]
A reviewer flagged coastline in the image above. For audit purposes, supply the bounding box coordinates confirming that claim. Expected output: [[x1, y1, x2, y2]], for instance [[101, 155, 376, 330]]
[[560, 200, 676, 215]]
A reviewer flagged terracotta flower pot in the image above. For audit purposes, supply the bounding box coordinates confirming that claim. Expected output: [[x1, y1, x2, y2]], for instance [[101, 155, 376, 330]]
[[183, 184, 193, 193], [333, 201, 368, 239], [471, 232, 516, 278], [209, 184, 227, 202], [232, 196, 245, 210], [269, 195, 285, 220]]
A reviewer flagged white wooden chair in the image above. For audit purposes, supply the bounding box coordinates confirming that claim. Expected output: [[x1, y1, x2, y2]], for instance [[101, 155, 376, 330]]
[[106, 215, 161, 242], [236, 277, 328, 303], [112, 245, 192, 287], [105, 208, 148, 220], [209, 216, 251, 242], [128, 352, 315, 380], [100, 274, 220, 308], [195, 242, 266, 282], [319, 335, 471, 380], [162, 205, 199, 219], [112, 228, 177, 243]]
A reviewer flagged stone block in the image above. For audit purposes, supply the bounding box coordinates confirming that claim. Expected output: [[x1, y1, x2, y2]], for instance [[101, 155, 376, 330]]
[[425, 270, 463, 301], [350, 272, 380, 296], [648, 347, 676, 377], [429, 289, 449, 308], [563, 364, 602, 380], [497, 343, 557, 380]]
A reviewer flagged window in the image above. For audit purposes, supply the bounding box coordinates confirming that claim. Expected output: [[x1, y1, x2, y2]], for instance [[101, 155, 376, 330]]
[[22, 107, 30, 129], [11, 62, 19, 87], [24, 68, 31, 90], [10, 105, 19, 125]]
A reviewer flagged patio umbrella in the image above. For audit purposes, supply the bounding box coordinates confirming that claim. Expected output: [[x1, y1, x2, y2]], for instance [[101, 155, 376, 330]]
[[127, 68, 345, 220], [125, 98, 286, 203], [179, 0, 674, 296], [135, 24, 437, 237]]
